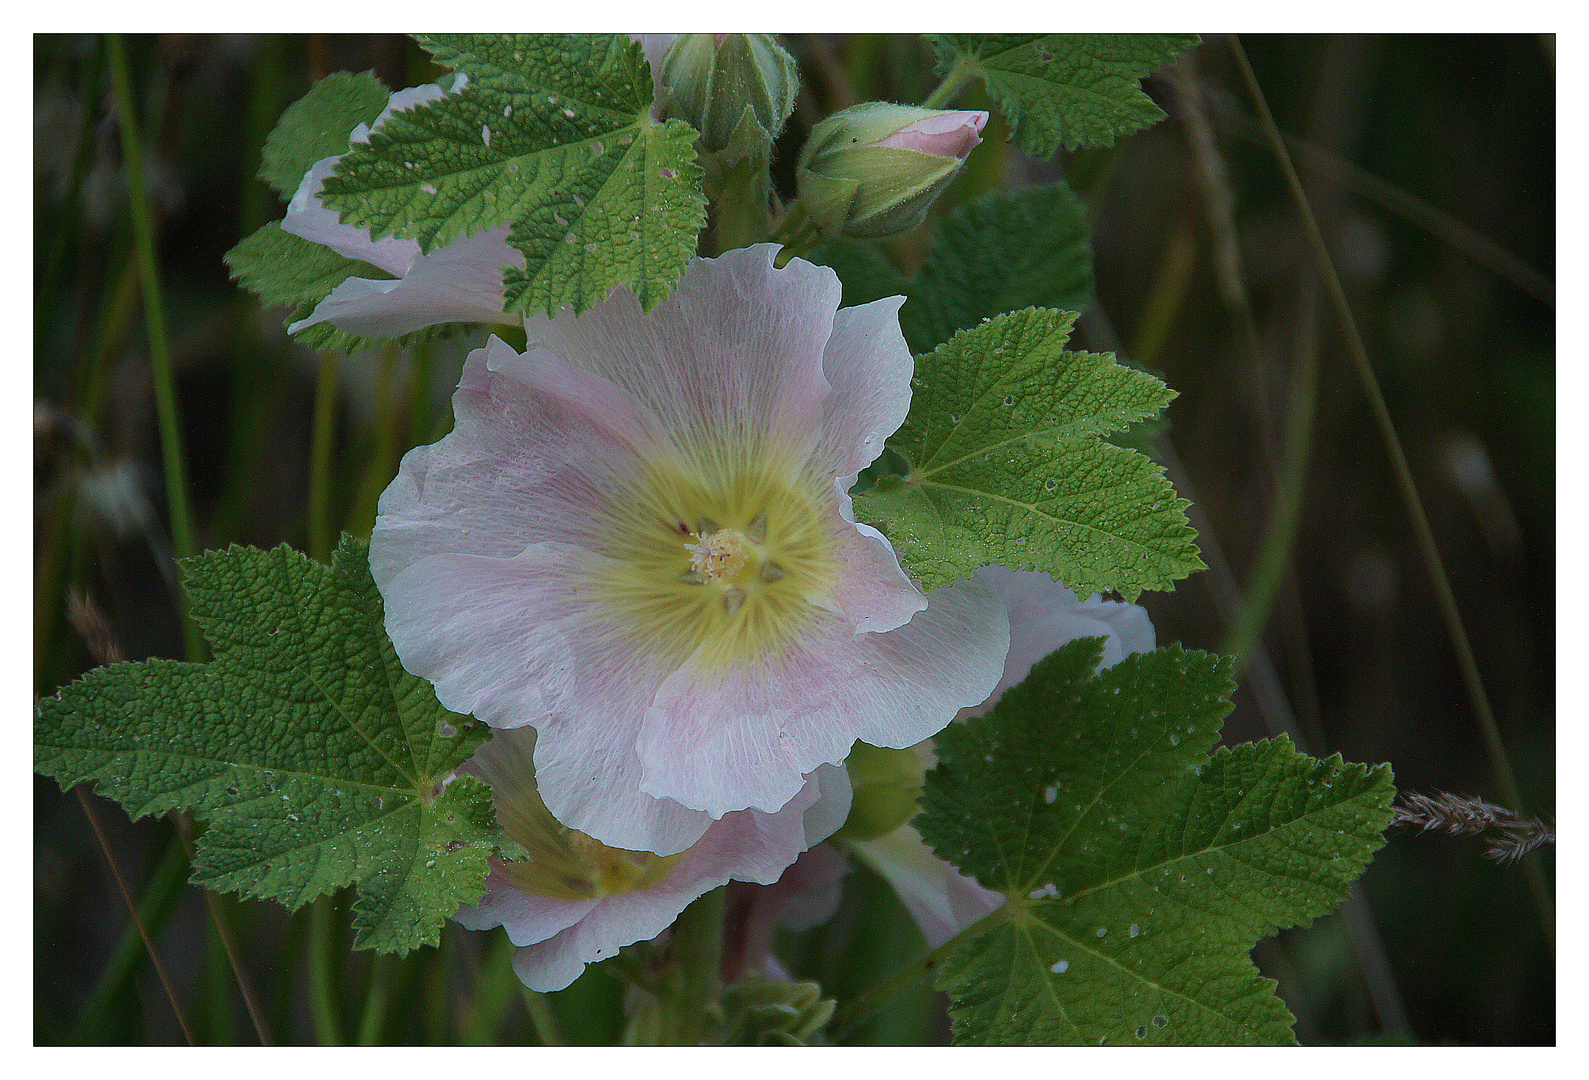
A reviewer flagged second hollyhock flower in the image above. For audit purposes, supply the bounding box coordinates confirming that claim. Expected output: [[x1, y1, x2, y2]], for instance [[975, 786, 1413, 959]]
[[281, 78, 525, 340], [371, 244, 1008, 856]]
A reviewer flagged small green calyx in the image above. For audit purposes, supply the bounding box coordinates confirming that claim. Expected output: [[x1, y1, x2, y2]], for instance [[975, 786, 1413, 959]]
[[660, 33, 799, 158], [835, 740, 927, 842]]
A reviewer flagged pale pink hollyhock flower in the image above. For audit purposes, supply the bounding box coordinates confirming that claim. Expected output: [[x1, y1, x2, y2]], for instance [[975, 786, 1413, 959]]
[[371, 244, 1009, 856], [454, 727, 852, 992], [282, 77, 525, 339]]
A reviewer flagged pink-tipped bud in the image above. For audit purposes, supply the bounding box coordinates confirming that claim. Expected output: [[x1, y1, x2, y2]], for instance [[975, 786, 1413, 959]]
[[796, 103, 988, 239]]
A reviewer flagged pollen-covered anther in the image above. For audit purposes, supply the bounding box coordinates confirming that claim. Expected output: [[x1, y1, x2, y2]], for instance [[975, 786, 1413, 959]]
[[683, 527, 756, 585]]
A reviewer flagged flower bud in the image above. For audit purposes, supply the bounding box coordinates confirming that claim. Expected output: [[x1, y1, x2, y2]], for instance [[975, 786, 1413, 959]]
[[834, 741, 927, 842], [659, 33, 799, 157], [796, 103, 987, 239]]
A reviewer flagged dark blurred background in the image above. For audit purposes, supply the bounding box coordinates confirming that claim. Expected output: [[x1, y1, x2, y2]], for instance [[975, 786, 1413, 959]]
[[34, 34, 1554, 1044]]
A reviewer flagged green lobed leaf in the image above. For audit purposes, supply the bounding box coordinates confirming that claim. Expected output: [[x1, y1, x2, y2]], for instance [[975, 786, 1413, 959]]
[[816, 183, 1092, 355], [258, 69, 391, 199], [34, 537, 522, 955], [223, 222, 472, 355], [918, 639, 1396, 1045], [318, 34, 706, 316], [929, 35, 1200, 156], [852, 308, 1202, 598]]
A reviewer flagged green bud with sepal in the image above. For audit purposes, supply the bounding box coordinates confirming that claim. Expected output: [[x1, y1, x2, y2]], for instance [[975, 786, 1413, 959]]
[[835, 740, 928, 842], [796, 102, 988, 239], [659, 33, 799, 159]]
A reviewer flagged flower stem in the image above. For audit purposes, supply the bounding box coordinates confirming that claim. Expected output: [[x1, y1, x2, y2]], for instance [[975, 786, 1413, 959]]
[[75, 788, 196, 1045], [921, 57, 977, 110], [107, 33, 202, 662], [827, 900, 1012, 1042], [354, 953, 391, 1045], [670, 885, 726, 1044], [307, 351, 339, 563]]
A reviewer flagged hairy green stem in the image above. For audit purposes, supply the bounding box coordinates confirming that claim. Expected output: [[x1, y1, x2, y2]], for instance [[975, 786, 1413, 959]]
[[770, 202, 823, 267], [921, 57, 977, 109], [707, 158, 773, 255], [307, 352, 339, 563], [107, 34, 202, 662], [1229, 34, 1554, 958], [669, 885, 726, 1044], [828, 900, 1012, 1042]]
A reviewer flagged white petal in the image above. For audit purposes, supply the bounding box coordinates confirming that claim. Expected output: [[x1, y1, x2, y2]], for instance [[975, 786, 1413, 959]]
[[287, 227, 523, 337], [282, 155, 418, 278], [522, 244, 838, 456], [800, 763, 853, 848], [826, 482, 925, 635], [965, 567, 1157, 717], [814, 296, 913, 479]]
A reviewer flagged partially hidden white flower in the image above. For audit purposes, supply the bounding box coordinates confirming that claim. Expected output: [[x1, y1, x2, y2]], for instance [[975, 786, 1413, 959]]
[[961, 565, 1157, 721], [455, 726, 852, 992], [282, 77, 525, 340], [371, 244, 1010, 856], [849, 569, 1156, 946]]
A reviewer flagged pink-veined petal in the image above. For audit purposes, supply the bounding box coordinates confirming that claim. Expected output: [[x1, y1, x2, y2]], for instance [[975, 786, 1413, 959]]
[[522, 245, 837, 456], [636, 575, 1007, 817], [371, 337, 666, 583], [814, 296, 913, 479]]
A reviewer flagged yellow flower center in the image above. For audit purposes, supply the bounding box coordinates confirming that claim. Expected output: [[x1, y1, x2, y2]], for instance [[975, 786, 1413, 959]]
[[589, 443, 841, 671]]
